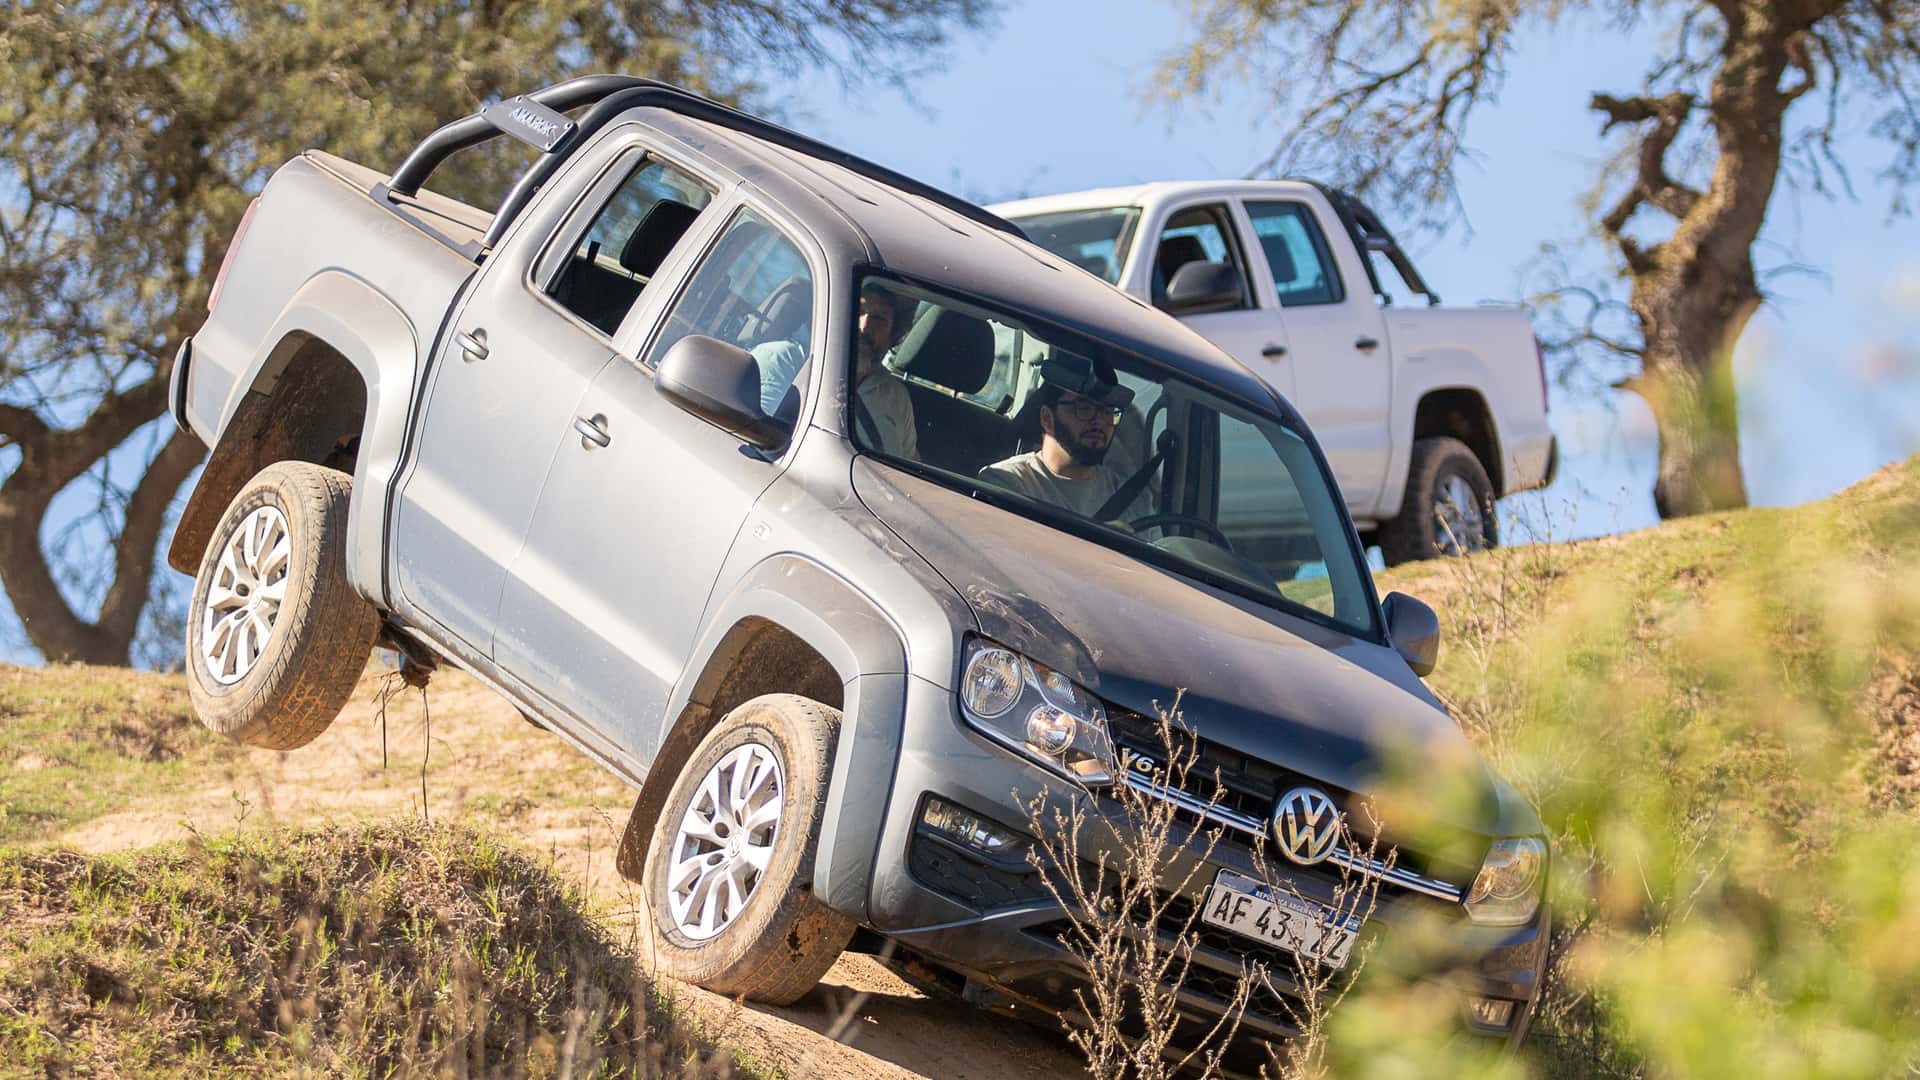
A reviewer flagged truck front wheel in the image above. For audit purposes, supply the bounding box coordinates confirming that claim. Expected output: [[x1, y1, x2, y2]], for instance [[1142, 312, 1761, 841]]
[[1378, 436, 1498, 565], [643, 694, 855, 1005], [185, 461, 379, 749]]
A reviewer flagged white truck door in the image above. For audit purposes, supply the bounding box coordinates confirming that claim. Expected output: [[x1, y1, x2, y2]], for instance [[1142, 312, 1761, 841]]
[[390, 145, 720, 656], [1138, 200, 1297, 404], [1237, 197, 1392, 517]]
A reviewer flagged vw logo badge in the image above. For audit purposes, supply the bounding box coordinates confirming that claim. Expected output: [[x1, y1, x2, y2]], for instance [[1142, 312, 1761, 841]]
[[1272, 787, 1342, 866]]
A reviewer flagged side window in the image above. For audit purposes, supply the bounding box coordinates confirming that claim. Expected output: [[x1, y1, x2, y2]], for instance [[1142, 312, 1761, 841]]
[[548, 157, 713, 335], [1151, 204, 1251, 310], [1243, 201, 1344, 307], [642, 209, 816, 423]]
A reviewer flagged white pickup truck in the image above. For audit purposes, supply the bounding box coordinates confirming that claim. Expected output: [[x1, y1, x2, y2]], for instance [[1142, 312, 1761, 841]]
[[991, 182, 1556, 564]]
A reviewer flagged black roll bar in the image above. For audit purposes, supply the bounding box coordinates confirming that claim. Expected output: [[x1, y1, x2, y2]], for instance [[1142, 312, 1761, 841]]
[[384, 74, 1022, 250], [387, 74, 644, 197], [1310, 183, 1441, 306]]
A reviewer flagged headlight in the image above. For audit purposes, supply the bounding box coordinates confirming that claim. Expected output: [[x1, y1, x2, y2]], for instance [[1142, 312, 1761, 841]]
[[958, 638, 1116, 785], [1464, 836, 1547, 926]]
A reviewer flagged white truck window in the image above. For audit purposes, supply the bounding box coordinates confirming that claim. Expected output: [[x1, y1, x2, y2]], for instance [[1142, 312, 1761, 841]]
[[1014, 207, 1139, 284], [1150, 205, 1252, 310], [1243, 201, 1345, 307]]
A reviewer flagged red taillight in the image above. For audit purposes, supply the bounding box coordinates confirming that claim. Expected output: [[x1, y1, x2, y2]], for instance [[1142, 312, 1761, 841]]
[[1533, 335, 1550, 413], [207, 197, 260, 313]]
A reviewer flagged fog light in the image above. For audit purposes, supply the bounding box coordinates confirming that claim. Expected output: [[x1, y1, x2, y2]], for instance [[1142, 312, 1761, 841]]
[[1025, 705, 1077, 756], [1466, 996, 1515, 1031], [921, 798, 1022, 857]]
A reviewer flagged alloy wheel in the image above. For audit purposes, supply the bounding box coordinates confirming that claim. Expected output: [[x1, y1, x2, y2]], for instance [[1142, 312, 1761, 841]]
[[201, 505, 292, 685], [666, 742, 785, 940], [1434, 474, 1489, 556]]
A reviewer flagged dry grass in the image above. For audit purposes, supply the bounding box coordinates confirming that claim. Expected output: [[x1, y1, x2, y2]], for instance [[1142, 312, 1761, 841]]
[[0, 820, 743, 1077]]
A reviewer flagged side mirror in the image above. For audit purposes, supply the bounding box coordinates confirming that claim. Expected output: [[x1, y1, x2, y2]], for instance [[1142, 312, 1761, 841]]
[[655, 334, 789, 451], [1158, 260, 1243, 315], [1381, 591, 1440, 677]]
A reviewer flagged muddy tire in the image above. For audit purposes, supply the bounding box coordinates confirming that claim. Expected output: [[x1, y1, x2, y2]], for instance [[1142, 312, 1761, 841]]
[[185, 461, 378, 750], [643, 694, 855, 1005], [1378, 436, 1498, 566]]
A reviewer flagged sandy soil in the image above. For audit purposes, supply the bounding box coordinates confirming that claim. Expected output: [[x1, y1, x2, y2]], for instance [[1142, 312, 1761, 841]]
[[57, 665, 1086, 1080]]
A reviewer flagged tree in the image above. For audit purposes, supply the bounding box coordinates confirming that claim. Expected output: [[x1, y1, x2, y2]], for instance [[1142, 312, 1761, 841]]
[[1157, 0, 1920, 518], [0, 0, 989, 666]]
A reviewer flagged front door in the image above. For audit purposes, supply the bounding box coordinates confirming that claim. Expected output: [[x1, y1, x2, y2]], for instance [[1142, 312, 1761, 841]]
[[390, 145, 719, 653], [1141, 200, 1297, 403], [1239, 198, 1391, 515], [492, 205, 820, 755]]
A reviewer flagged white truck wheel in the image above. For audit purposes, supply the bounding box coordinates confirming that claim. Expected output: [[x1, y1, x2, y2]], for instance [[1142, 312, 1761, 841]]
[[185, 461, 378, 750], [1378, 436, 1498, 565]]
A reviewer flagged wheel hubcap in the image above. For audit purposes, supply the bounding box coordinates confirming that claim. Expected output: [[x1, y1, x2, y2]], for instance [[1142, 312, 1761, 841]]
[[200, 505, 291, 685], [666, 742, 784, 940], [1434, 475, 1488, 556]]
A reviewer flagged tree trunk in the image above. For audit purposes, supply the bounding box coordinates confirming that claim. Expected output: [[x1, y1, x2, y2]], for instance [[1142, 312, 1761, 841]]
[[0, 379, 205, 665], [1623, 269, 1758, 518], [1599, 8, 1812, 518]]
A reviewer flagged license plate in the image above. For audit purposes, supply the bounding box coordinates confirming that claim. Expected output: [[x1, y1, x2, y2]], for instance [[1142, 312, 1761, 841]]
[[1199, 869, 1363, 970]]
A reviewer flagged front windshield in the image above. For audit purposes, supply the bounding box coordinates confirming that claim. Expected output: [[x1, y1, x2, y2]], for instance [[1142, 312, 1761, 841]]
[[847, 274, 1376, 637], [1008, 207, 1139, 285]]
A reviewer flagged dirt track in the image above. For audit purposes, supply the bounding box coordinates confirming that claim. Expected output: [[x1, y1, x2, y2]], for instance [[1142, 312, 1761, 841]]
[[57, 665, 1086, 1080]]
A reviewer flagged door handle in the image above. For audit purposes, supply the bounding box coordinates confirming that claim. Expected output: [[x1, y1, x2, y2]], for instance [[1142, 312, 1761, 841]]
[[1354, 336, 1380, 352], [574, 413, 611, 450], [1260, 342, 1288, 358], [457, 327, 489, 363]]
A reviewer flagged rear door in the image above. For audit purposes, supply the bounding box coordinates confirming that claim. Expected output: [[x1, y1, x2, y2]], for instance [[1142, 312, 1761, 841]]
[[1238, 197, 1391, 515], [390, 136, 719, 654], [491, 203, 820, 755]]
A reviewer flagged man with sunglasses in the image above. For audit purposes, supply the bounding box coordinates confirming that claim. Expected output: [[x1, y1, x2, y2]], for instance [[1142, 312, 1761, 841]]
[[980, 356, 1152, 523]]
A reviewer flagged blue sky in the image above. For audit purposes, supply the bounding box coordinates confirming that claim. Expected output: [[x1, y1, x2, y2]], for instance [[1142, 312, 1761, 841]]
[[3, 0, 1916, 663], [787, 0, 1920, 540]]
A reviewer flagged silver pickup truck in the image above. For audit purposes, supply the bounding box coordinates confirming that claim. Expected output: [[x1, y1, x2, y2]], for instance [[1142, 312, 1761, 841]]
[[167, 76, 1550, 1062]]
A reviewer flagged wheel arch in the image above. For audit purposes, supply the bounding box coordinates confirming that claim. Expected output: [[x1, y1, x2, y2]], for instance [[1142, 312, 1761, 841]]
[[1412, 387, 1503, 495], [616, 555, 912, 926], [169, 271, 420, 607]]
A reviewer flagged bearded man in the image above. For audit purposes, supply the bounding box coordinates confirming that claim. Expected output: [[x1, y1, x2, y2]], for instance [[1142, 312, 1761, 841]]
[[979, 356, 1151, 523]]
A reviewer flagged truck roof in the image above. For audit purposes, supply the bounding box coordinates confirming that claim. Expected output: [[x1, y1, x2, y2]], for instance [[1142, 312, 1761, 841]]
[[988, 179, 1326, 219], [652, 115, 1291, 418]]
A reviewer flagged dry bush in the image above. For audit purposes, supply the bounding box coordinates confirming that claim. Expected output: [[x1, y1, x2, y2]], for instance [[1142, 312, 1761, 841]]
[[1019, 696, 1393, 1079]]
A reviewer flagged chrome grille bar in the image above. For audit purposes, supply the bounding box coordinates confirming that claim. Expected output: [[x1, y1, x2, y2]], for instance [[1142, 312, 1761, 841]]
[[1120, 771, 1466, 904]]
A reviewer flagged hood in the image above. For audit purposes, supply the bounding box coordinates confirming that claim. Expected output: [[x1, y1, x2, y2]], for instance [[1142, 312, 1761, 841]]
[[853, 459, 1509, 840]]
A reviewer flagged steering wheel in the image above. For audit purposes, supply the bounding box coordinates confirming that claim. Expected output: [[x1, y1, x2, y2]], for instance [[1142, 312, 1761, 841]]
[[1128, 512, 1233, 550]]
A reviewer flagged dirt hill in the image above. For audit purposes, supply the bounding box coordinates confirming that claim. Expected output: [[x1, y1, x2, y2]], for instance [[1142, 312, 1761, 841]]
[[0, 659, 1083, 1079], [2, 456, 1915, 1077]]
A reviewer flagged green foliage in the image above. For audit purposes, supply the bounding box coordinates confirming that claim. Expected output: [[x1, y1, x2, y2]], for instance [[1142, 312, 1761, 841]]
[[1334, 458, 1920, 1075], [0, 819, 745, 1076]]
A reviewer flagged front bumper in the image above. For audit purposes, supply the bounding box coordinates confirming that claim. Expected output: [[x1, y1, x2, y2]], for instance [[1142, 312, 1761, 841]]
[[853, 675, 1550, 1053]]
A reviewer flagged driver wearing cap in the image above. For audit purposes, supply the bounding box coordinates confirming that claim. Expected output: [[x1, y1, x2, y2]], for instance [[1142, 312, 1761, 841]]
[[980, 356, 1152, 523]]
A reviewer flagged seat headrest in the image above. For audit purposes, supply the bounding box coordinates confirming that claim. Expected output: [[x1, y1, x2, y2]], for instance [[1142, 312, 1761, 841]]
[[759, 278, 811, 343], [893, 308, 995, 395], [1156, 235, 1209, 280], [1263, 236, 1298, 285], [620, 201, 703, 278]]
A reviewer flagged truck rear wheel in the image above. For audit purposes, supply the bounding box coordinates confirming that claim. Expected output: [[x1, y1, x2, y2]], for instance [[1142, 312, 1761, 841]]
[[185, 461, 378, 750], [1378, 436, 1498, 565], [643, 694, 854, 1005]]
